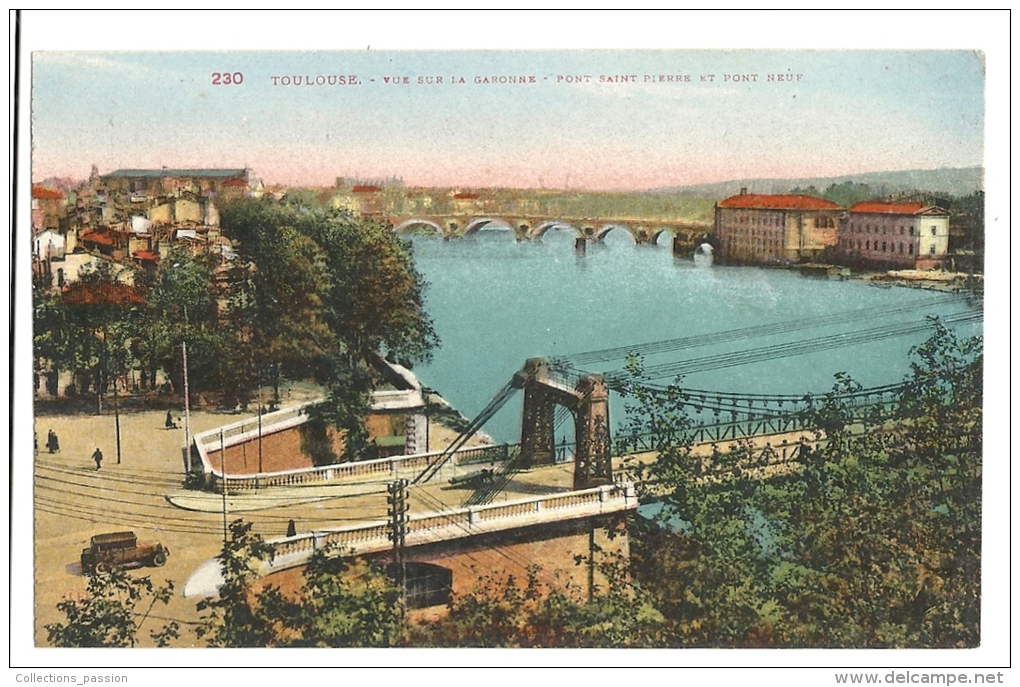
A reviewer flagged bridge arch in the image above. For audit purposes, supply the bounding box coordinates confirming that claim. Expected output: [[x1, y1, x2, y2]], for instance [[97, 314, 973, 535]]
[[393, 218, 443, 235], [594, 224, 636, 244], [530, 221, 580, 240], [697, 232, 721, 251], [463, 217, 514, 235], [651, 228, 675, 246]]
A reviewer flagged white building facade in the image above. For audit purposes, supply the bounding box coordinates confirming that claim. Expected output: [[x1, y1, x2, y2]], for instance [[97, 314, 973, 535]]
[[838, 202, 950, 269]]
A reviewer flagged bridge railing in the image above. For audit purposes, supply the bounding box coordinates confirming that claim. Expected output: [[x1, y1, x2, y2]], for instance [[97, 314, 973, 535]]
[[207, 443, 503, 493], [618, 388, 904, 455], [264, 482, 638, 567]]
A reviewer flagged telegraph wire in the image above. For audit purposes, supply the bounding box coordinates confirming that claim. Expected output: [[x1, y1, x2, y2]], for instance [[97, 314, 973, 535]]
[[560, 311, 981, 382], [551, 293, 971, 367]]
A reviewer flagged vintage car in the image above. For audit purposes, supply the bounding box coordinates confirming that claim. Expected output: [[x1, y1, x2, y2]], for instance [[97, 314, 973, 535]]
[[80, 531, 169, 575]]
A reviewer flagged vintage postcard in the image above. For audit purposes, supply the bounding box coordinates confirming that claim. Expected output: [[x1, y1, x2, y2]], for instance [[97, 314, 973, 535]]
[[13, 10, 1008, 677]]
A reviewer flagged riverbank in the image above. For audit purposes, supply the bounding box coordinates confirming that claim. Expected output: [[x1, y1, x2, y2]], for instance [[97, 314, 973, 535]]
[[797, 262, 982, 294]]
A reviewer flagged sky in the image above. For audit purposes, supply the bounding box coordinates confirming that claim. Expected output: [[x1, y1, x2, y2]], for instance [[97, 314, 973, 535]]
[[30, 29, 986, 191]]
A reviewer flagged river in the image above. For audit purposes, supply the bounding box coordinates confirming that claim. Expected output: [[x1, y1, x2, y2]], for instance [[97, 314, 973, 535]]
[[408, 227, 981, 445]]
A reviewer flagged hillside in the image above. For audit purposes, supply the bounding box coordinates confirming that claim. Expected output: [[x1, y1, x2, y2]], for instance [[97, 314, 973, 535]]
[[655, 167, 983, 199]]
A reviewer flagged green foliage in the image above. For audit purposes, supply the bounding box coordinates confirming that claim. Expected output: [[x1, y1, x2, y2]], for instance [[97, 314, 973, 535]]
[[221, 199, 437, 455], [195, 519, 289, 647], [295, 208, 439, 366], [298, 412, 339, 467], [195, 519, 401, 647], [283, 550, 402, 647], [40, 263, 144, 409], [45, 568, 177, 647], [222, 199, 334, 403], [621, 319, 983, 648], [790, 181, 875, 207], [137, 249, 229, 395], [949, 190, 984, 253], [410, 548, 661, 648]]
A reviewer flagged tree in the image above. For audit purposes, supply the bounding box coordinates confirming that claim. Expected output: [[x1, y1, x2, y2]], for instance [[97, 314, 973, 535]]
[[136, 248, 228, 397], [221, 199, 334, 406], [296, 208, 438, 368], [45, 568, 178, 647], [58, 263, 145, 412], [283, 550, 402, 647], [949, 190, 984, 255], [195, 519, 293, 647], [616, 319, 982, 647], [294, 205, 438, 461], [195, 519, 403, 647], [410, 554, 661, 648]]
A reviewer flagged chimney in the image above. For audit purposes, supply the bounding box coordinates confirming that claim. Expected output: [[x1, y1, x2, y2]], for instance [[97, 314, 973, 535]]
[[740, 187, 748, 195]]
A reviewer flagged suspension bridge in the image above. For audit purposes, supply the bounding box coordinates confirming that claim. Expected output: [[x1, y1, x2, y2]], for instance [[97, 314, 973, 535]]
[[184, 291, 981, 606]]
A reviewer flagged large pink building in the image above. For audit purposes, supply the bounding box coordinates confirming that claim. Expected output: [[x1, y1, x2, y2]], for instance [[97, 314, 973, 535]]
[[715, 191, 840, 265], [838, 201, 950, 269]]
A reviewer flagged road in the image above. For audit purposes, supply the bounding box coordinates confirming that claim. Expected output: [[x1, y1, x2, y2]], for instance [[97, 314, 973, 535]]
[[31, 403, 517, 647]]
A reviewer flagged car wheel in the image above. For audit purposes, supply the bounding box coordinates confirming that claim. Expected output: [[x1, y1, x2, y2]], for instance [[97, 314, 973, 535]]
[[152, 551, 167, 567], [95, 562, 108, 574]]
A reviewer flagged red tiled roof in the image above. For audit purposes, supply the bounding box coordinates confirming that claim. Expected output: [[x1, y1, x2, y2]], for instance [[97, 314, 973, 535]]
[[80, 231, 115, 246], [33, 186, 64, 200], [718, 194, 839, 210], [62, 281, 144, 306], [848, 201, 927, 215], [352, 185, 381, 193], [453, 192, 479, 200], [132, 250, 161, 262]]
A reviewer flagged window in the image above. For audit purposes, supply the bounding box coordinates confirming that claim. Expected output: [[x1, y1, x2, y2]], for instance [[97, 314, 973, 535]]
[[930, 245, 936, 255], [909, 244, 913, 254], [866, 241, 870, 250], [882, 241, 887, 252], [931, 225, 937, 236], [900, 226, 905, 235], [899, 243, 904, 254]]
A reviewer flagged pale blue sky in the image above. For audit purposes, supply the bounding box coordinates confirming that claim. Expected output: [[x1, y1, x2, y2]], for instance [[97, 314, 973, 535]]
[[32, 49, 984, 190]]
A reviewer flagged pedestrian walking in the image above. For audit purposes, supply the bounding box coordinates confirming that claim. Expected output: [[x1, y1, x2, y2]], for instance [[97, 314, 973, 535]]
[[47, 429, 60, 454], [92, 447, 103, 471], [165, 410, 176, 430]]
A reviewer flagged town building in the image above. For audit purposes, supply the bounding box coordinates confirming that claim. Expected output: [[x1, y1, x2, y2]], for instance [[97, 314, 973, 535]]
[[838, 201, 950, 269], [715, 190, 841, 265], [32, 186, 66, 233], [95, 167, 258, 201], [34, 167, 261, 291]]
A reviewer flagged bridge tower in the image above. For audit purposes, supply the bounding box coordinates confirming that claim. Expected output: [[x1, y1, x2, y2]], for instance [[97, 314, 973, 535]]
[[518, 358, 613, 489]]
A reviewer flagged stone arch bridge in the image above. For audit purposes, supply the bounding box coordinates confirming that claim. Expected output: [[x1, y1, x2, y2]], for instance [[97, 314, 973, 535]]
[[386, 214, 714, 254]]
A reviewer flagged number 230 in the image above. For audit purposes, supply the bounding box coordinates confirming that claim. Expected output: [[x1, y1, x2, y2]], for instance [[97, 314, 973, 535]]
[[211, 72, 243, 85]]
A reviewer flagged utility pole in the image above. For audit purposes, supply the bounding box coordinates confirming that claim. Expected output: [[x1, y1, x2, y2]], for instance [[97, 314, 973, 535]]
[[113, 376, 121, 464], [387, 478, 409, 608], [257, 368, 263, 483], [220, 428, 228, 543], [182, 335, 191, 474]]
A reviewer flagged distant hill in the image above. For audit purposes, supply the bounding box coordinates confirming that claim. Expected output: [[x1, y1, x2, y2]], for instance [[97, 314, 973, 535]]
[[654, 167, 983, 199]]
